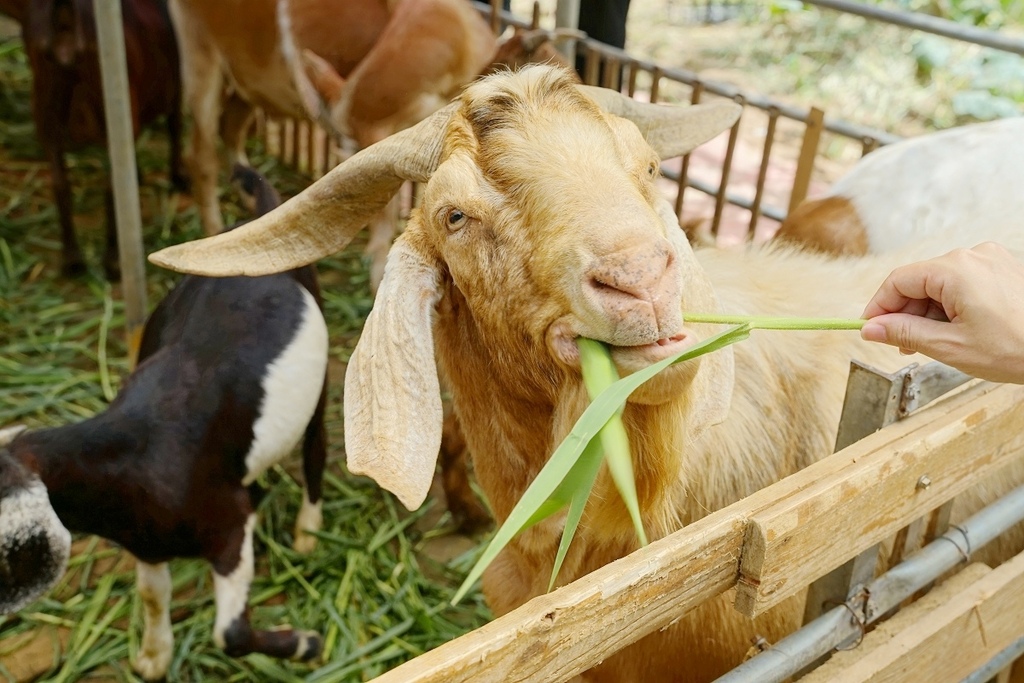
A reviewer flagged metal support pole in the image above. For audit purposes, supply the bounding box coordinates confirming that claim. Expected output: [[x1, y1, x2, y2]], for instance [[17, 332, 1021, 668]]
[[94, 0, 147, 366], [555, 0, 580, 63]]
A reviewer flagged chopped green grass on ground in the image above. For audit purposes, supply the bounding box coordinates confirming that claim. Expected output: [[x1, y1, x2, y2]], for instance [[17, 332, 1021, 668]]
[[0, 35, 488, 682]]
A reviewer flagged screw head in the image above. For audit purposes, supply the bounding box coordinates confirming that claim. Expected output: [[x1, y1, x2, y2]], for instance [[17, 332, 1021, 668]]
[[916, 475, 932, 490]]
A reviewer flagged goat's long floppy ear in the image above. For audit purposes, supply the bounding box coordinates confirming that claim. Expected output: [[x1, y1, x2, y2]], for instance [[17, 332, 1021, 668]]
[[344, 235, 444, 511], [577, 85, 741, 160], [656, 200, 735, 433], [0, 455, 71, 614], [148, 104, 457, 276]]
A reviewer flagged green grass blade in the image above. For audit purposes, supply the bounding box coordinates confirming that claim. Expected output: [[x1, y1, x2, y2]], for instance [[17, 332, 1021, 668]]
[[548, 436, 605, 591], [578, 338, 648, 548], [453, 324, 751, 604], [682, 312, 865, 330]]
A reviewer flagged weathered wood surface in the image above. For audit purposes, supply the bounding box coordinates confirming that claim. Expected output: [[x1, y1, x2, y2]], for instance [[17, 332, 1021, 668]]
[[364, 381, 1024, 681], [802, 551, 1024, 683], [367, 513, 745, 683], [737, 381, 1024, 617]]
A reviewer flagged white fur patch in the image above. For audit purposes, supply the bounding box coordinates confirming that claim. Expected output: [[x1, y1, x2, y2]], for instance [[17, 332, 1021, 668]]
[[292, 491, 323, 554], [242, 288, 328, 485], [213, 514, 256, 648], [134, 562, 173, 681], [0, 481, 71, 614]]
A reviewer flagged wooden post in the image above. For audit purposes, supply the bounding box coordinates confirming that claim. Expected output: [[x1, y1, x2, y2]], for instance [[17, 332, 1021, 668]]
[[789, 106, 824, 214], [94, 0, 147, 367], [490, 0, 502, 34]]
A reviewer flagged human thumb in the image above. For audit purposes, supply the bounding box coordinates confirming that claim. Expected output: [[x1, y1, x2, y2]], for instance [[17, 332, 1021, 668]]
[[861, 313, 949, 356]]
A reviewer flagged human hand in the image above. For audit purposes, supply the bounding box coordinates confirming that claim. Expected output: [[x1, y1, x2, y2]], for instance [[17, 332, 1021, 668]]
[[860, 242, 1024, 384]]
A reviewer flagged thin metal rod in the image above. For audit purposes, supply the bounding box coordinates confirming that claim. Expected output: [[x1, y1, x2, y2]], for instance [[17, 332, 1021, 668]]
[[716, 484, 1024, 683], [960, 635, 1024, 683], [801, 0, 1024, 56], [94, 0, 147, 365], [554, 0, 580, 63]]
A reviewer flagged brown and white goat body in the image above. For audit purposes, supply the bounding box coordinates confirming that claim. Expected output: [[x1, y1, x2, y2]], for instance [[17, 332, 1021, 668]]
[[148, 67, 1024, 682], [0, 169, 328, 680], [776, 117, 1024, 257]]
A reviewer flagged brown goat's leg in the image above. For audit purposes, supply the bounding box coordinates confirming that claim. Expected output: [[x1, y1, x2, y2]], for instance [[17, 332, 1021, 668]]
[[101, 184, 121, 281], [365, 195, 400, 295], [212, 514, 322, 661], [133, 561, 174, 681], [168, 0, 225, 236], [220, 92, 255, 170], [35, 68, 82, 276], [293, 381, 327, 553], [167, 90, 189, 193]]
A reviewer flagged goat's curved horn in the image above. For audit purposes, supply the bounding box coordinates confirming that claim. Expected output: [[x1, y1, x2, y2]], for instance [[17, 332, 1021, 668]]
[[578, 85, 742, 160], [148, 103, 458, 277]]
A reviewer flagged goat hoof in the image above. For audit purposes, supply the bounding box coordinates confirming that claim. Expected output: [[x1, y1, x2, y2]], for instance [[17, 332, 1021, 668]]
[[61, 260, 87, 278], [103, 258, 122, 283], [292, 533, 318, 554], [294, 630, 323, 662], [133, 648, 171, 681], [171, 171, 191, 194]]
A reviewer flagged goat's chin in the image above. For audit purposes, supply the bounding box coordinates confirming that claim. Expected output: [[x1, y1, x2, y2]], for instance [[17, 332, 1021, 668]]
[[612, 336, 702, 406]]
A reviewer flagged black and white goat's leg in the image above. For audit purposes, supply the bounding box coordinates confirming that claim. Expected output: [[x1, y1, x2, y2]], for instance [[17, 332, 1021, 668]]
[[37, 71, 82, 277], [133, 561, 174, 681], [294, 381, 327, 553], [212, 514, 321, 661]]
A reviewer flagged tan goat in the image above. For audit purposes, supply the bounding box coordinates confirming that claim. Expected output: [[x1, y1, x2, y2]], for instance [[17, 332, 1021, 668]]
[[150, 66, 1024, 682]]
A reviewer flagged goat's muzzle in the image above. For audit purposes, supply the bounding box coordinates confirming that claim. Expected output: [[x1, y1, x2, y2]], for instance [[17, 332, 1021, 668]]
[[0, 457, 71, 614], [581, 239, 683, 347]]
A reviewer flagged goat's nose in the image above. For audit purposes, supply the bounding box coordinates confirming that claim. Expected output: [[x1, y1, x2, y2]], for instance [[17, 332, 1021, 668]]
[[585, 242, 675, 307]]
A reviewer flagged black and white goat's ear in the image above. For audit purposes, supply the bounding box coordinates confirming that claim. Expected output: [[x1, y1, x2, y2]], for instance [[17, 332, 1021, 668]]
[[344, 235, 444, 511], [0, 425, 26, 447], [0, 454, 71, 614]]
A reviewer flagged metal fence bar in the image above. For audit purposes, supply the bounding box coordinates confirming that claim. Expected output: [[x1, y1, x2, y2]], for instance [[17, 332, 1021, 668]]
[[716, 483, 1024, 683], [674, 80, 704, 218], [711, 96, 743, 233], [800, 0, 1024, 56], [961, 635, 1024, 683], [748, 107, 779, 234]]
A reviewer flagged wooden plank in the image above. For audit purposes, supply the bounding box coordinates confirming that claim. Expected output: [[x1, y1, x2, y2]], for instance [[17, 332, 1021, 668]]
[[737, 381, 1024, 617], [366, 512, 745, 683], [788, 106, 824, 213], [801, 550, 1024, 683]]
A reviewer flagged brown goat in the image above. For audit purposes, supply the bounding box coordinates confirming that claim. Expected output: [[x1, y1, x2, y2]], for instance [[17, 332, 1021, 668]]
[[0, 0, 185, 278]]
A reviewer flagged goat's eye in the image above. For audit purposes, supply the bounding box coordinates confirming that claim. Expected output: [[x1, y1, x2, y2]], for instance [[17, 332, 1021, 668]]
[[648, 162, 659, 177], [446, 208, 468, 231]]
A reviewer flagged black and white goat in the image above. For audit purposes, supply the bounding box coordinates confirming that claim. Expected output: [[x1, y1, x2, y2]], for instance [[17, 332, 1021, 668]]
[[0, 166, 329, 679]]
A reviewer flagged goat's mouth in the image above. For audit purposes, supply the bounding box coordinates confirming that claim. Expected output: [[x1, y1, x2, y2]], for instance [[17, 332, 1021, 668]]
[[548, 319, 699, 375], [608, 330, 697, 373]]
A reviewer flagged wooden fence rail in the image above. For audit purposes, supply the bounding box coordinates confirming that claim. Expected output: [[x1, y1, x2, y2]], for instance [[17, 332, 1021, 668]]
[[360, 380, 1024, 682]]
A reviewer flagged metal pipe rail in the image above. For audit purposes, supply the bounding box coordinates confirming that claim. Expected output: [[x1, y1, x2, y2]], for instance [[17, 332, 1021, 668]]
[[715, 483, 1024, 683], [800, 0, 1024, 56]]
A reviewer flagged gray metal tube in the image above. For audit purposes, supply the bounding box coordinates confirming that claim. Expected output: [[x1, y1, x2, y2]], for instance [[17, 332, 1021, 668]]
[[961, 635, 1024, 683], [94, 0, 148, 358], [800, 0, 1024, 56], [716, 484, 1024, 683], [554, 0, 580, 63]]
